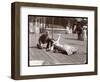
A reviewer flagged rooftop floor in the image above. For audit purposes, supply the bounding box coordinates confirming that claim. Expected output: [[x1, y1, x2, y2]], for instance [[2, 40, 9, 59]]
[[29, 33, 87, 66]]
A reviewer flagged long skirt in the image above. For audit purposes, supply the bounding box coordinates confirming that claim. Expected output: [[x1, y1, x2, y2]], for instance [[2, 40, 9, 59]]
[[54, 44, 77, 55]]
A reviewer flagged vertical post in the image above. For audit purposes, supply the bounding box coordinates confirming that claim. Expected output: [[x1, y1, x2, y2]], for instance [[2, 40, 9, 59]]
[[52, 17, 54, 39], [44, 17, 46, 31], [35, 17, 37, 45], [41, 17, 43, 33]]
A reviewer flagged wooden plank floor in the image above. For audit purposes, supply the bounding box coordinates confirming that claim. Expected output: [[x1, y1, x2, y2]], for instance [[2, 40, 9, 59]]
[[29, 33, 87, 66]]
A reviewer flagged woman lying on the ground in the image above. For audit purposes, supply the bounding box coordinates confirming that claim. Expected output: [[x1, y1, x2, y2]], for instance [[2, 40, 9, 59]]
[[51, 34, 77, 55]]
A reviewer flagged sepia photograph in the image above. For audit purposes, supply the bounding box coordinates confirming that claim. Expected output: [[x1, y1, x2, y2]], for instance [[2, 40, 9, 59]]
[[28, 15, 88, 66], [11, 2, 97, 79]]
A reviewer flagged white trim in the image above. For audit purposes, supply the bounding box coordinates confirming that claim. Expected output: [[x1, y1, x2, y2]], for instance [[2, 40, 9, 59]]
[[20, 6, 95, 75]]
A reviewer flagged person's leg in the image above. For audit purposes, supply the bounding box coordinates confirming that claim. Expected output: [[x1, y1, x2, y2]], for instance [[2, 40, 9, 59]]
[[37, 39, 42, 49], [78, 33, 82, 40], [46, 40, 50, 49], [81, 32, 84, 40], [46, 38, 53, 50], [78, 33, 80, 40]]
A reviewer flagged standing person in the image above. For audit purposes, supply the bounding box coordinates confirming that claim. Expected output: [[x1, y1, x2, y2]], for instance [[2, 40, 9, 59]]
[[75, 22, 83, 40], [82, 25, 87, 40], [65, 26, 70, 34]]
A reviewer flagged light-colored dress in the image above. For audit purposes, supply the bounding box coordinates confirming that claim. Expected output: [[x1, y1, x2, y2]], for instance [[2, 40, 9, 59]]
[[53, 34, 77, 55]]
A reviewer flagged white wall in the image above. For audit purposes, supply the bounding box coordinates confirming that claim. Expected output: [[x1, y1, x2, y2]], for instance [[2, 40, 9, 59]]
[[0, 0, 100, 82]]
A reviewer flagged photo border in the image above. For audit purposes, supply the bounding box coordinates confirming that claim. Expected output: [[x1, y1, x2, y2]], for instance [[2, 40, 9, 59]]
[[11, 2, 98, 80], [28, 15, 88, 67]]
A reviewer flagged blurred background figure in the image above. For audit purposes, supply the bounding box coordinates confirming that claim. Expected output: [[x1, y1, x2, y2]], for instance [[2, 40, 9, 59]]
[[65, 26, 72, 34], [75, 22, 83, 40], [82, 25, 87, 41]]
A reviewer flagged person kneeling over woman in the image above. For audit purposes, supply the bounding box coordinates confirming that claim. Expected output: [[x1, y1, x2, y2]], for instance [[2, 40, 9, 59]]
[[37, 32, 77, 55], [37, 31, 53, 51]]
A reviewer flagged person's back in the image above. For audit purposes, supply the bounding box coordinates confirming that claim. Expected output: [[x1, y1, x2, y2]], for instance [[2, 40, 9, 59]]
[[37, 31, 51, 49], [39, 33, 48, 44]]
